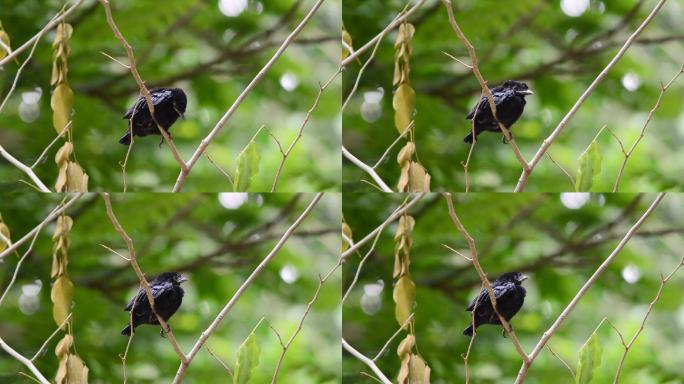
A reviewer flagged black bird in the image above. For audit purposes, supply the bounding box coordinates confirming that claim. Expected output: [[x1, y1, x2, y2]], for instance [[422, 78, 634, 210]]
[[464, 80, 533, 144], [121, 272, 187, 336], [463, 272, 527, 337], [119, 88, 187, 146]]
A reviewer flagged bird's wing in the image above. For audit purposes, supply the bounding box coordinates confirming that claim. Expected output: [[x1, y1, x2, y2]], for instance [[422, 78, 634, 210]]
[[123, 282, 168, 311], [465, 283, 510, 311], [122, 90, 171, 119]]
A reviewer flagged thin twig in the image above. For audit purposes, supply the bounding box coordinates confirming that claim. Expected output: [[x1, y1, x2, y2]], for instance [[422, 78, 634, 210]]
[[515, 0, 669, 192], [0, 145, 51, 192], [172, 193, 323, 383], [372, 122, 413, 169], [514, 193, 666, 383], [173, 0, 326, 192], [271, 69, 341, 191], [373, 313, 414, 361], [613, 63, 684, 191], [30, 313, 72, 361], [612, 251, 684, 382]]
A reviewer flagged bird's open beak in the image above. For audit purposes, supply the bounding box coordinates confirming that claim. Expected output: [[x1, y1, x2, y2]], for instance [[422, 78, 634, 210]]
[[518, 89, 534, 96], [179, 275, 189, 283], [520, 274, 529, 282]]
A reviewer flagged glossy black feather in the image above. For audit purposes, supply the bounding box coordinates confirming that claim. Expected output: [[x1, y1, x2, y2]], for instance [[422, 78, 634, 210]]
[[464, 80, 532, 143], [121, 272, 186, 336], [463, 272, 527, 336], [119, 88, 187, 145]]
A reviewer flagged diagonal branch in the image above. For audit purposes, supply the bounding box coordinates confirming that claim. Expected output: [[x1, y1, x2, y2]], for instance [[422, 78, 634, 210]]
[[172, 0, 326, 192], [0, 194, 82, 259], [0, 337, 50, 384], [0, 145, 51, 192], [0, 0, 84, 67], [514, 0, 669, 192], [342, 145, 393, 192], [172, 193, 323, 383], [342, 338, 393, 384], [514, 192, 666, 383]]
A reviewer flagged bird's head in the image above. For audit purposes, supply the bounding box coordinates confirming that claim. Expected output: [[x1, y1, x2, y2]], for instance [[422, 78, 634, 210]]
[[502, 80, 534, 97], [497, 271, 528, 285], [170, 88, 187, 116], [155, 272, 188, 285]]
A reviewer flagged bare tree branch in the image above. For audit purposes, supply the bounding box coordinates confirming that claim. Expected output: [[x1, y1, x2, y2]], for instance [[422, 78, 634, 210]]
[[0, 194, 82, 259], [514, 192, 666, 383], [342, 145, 393, 192], [342, 338, 393, 384], [0, 337, 50, 384], [172, 0, 326, 192], [514, 0, 669, 192], [172, 193, 323, 383]]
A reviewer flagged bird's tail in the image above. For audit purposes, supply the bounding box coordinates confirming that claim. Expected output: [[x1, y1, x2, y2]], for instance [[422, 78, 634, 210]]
[[121, 325, 132, 336], [463, 132, 474, 144], [463, 324, 474, 337], [119, 133, 132, 146]]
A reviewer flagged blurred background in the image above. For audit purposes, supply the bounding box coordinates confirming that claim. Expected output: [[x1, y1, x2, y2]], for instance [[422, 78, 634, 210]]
[[0, 0, 341, 192], [0, 192, 341, 383], [343, 0, 684, 192], [343, 193, 684, 383]]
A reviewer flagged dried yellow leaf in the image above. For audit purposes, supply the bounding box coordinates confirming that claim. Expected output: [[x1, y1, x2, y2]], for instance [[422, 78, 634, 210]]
[[409, 163, 430, 192], [55, 142, 73, 165], [396, 142, 415, 165], [341, 222, 352, 252], [55, 163, 68, 192], [393, 84, 415, 135], [66, 162, 88, 192], [393, 275, 415, 328], [409, 354, 431, 383], [51, 275, 74, 325], [55, 334, 73, 358], [67, 355, 89, 384], [51, 83, 73, 134], [0, 222, 10, 252]]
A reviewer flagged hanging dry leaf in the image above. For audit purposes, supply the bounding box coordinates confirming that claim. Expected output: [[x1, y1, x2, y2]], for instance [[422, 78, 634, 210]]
[[0, 222, 10, 252], [393, 84, 415, 135], [51, 83, 73, 134], [397, 142, 415, 166], [55, 142, 73, 165], [51, 275, 74, 325], [66, 162, 88, 192], [67, 355, 89, 384], [55, 163, 68, 192], [409, 162, 431, 192], [393, 275, 415, 327], [341, 222, 352, 252], [55, 334, 73, 358], [342, 29, 353, 60], [409, 354, 431, 383]]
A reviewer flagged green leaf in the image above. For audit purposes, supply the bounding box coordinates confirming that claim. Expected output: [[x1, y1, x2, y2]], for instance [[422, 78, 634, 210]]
[[233, 324, 261, 384], [233, 139, 260, 192], [575, 138, 602, 192], [575, 330, 603, 384]]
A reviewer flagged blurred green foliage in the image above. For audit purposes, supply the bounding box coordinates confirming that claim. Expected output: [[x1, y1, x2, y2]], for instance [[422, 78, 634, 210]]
[[343, 0, 684, 192], [0, 0, 341, 192], [0, 192, 341, 383], [343, 193, 684, 383]]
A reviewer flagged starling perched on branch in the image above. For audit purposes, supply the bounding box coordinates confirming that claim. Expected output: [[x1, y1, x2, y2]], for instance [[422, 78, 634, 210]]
[[119, 88, 187, 145], [463, 272, 527, 337], [464, 80, 533, 144], [121, 272, 187, 336]]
